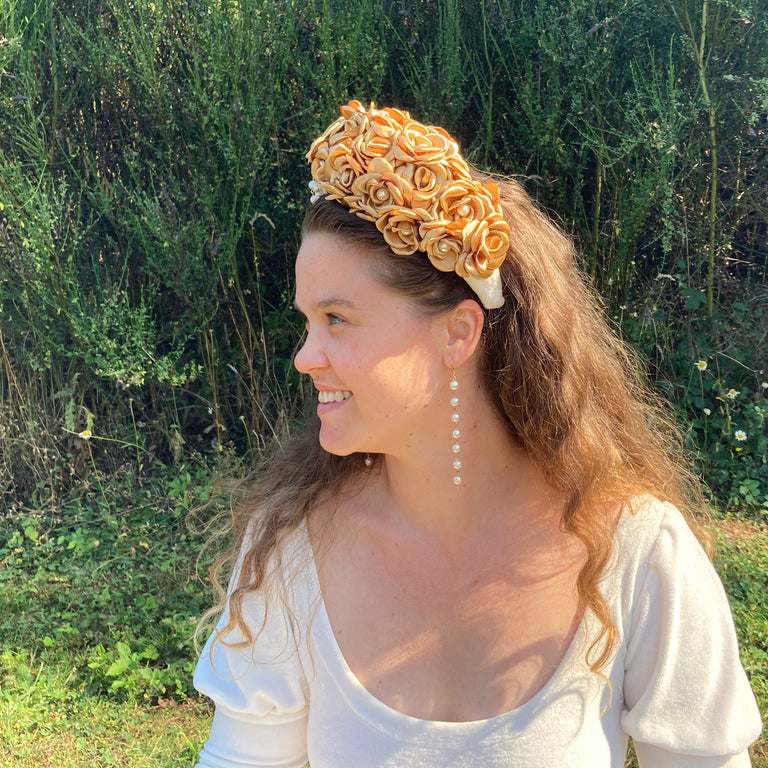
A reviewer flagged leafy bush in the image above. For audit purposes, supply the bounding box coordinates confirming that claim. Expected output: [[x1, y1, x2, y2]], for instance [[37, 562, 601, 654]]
[[715, 521, 768, 721], [1, 0, 766, 512], [617, 269, 768, 514], [0, 462, 222, 703]]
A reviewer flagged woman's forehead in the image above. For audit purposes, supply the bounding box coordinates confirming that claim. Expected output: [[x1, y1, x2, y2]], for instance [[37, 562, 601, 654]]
[[296, 233, 390, 301]]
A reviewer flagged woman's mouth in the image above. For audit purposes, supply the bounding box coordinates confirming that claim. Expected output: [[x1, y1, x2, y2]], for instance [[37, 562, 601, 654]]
[[318, 390, 352, 404]]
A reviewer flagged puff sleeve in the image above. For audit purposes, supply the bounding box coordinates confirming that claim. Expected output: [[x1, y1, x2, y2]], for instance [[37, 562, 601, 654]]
[[619, 502, 762, 767], [193, 537, 311, 768]]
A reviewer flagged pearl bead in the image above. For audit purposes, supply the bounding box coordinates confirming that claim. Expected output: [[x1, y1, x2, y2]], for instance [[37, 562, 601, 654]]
[[375, 188, 388, 201], [451, 413, 459, 423], [449, 379, 458, 391], [453, 475, 462, 485], [452, 428, 460, 439], [452, 443, 461, 453], [458, 204, 472, 218], [453, 459, 462, 469], [437, 241, 449, 253], [450, 396, 459, 407]]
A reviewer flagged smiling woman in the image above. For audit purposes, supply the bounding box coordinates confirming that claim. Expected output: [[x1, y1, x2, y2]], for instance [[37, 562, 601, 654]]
[[192, 102, 761, 767]]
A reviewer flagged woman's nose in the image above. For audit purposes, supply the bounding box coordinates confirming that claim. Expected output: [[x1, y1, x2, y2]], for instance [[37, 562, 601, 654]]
[[294, 330, 327, 375]]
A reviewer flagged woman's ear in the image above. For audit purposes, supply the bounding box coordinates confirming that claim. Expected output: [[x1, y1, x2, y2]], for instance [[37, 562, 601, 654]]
[[443, 299, 485, 369]]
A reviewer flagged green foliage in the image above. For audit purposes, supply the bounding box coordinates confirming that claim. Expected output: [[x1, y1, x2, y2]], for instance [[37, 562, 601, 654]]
[[715, 522, 768, 724], [0, 645, 209, 765], [1, 0, 766, 512], [617, 269, 768, 514], [0, 463, 222, 704]]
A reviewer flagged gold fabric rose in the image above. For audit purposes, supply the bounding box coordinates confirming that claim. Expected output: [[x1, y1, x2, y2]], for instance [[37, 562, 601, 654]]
[[375, 206, 431, 256], [324, 144, 365, 197], [352, 110, 405, 164], [433, 179, 497, 223], [461, 214, 510, 276], [307, 101, 367, 169], [323, 101, 368, 147], [398, 162, 451, 207], [394, 121, 456, 165], [419, 219, 466, 273], [348, 157, 413, 221], [339, 100, 367, 119]]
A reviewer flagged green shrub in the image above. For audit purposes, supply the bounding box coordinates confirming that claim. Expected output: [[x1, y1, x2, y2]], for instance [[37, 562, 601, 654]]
[[0, 462, 222, 703], [617, 270, 768, 514], [0, 0, 766, 507]]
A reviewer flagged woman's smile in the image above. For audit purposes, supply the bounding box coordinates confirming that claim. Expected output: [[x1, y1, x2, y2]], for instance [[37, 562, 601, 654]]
[[317, 389, 354, 416], [317, 389, 352, 404]]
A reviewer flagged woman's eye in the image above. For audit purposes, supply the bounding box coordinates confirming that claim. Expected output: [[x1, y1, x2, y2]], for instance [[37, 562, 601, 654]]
[[327, 314, 343, 326]]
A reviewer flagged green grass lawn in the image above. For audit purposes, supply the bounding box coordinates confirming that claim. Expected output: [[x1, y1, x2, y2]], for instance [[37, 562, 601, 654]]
[[713, 517, 768, 768], [0, 688, 210, 766], [1, 487, 765, 766]]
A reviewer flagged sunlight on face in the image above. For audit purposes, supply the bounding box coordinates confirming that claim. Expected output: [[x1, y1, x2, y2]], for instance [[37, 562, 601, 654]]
[[294, 232, 447, 458]]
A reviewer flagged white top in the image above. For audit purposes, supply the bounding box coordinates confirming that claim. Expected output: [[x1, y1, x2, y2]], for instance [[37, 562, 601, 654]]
[[193, 498, 762, 767]]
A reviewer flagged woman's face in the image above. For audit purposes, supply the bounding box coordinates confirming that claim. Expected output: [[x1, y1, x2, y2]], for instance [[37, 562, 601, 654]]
[[294, 232, 448, 459]]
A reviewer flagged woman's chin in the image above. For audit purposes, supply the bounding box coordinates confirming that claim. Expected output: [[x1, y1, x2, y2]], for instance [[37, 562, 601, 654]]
[[317, 434, 358, 458]]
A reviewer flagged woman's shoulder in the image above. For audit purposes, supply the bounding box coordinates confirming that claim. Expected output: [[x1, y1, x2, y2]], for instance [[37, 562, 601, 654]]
[[602, 495, 711, 604], [614, 494, 701, 555], [262, 520, 320, 614]]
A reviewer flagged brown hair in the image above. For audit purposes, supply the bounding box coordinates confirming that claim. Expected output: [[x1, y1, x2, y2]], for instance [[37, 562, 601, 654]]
[[201, 170, 708, 673]]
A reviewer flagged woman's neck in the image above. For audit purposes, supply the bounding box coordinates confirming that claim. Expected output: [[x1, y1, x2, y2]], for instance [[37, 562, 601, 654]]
[[372, 397, 563, 556]]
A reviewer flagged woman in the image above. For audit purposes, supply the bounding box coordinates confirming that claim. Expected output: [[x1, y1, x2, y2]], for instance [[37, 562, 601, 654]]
[[193, 101, 761, 767]]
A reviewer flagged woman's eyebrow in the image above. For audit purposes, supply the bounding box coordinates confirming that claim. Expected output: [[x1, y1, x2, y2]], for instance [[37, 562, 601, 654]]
[[294, 297, 359, 315]]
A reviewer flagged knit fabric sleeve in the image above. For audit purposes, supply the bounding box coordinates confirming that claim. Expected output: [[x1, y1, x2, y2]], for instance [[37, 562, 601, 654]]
[[193, 528, 311, 768], [619, 501, 762, 767]]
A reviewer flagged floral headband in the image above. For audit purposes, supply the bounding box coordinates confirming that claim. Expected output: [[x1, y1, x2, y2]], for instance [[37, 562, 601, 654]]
[[306, 101, 510, 309]]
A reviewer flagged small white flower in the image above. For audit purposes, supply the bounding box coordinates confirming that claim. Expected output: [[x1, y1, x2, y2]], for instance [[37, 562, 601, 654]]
[[727, 389, 739, 399], [78, 429, 92, 440], [703, 408, 711, 416], [696, 360, 707, 371], [734, 429, 747, 441], [762, 382, 768, 390]]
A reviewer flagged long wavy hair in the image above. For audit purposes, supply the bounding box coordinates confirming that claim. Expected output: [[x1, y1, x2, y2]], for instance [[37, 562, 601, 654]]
[[199, 169, 709, 674]]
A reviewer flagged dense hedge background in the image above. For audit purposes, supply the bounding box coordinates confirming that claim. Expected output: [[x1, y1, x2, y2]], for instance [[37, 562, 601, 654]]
[[1, 0, 767, 511]]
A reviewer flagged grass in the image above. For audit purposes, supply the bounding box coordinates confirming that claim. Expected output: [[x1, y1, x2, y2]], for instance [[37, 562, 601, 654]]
[[0, 472, 765, 766], [0, 667, 210, 766], [713, 517, 768, 768]]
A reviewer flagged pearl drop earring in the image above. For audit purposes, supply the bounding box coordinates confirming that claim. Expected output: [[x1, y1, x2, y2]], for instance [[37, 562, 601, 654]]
[[450, 369, 461, 485]]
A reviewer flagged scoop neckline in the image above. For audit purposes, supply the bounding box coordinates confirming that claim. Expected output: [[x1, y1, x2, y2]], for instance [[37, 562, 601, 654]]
[[300, 520, 592, 732]]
